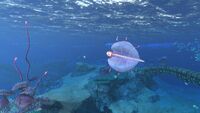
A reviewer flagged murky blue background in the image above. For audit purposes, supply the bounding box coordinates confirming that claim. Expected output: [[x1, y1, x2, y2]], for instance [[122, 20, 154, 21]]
[[0, 0, 200, 104]]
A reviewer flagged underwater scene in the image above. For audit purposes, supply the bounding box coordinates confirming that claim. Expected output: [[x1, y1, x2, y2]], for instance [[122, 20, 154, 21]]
[[0, 0, 200, 113]]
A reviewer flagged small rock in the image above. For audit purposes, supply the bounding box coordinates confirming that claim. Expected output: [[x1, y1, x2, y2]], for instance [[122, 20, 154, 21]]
[[99, 66, 111, 75], [72, 97, 101, 113], [74, 62, 96, 74]]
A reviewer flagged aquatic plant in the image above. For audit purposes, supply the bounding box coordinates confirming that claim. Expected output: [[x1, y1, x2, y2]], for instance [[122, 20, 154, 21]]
[[11, 71, 48, 111], [11, 21, 49, 113], [0, 21, 49, 113], [24, 21, 31, 81]]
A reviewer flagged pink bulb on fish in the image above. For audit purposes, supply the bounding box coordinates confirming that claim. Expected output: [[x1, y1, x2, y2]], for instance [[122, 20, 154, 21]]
[[106, 51, 144, 62], [106, 51, 113, 57], [106, 41, 144, 72]]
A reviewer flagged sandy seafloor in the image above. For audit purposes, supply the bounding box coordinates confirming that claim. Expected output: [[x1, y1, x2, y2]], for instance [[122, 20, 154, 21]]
[[5, 62, 200, 113]]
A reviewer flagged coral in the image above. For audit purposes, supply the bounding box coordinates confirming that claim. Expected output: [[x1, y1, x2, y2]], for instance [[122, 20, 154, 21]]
[[34, 65, 200, 113]]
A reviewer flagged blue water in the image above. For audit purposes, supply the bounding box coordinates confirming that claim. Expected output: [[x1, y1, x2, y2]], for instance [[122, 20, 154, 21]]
[[0, 0, 200, 112]]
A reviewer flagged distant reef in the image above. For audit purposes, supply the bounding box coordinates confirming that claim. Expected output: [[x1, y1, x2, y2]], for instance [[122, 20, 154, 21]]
[[6, 63, 200, 113]]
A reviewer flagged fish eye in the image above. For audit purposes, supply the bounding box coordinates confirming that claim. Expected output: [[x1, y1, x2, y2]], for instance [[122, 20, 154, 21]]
[[106, 51, 112, 57]]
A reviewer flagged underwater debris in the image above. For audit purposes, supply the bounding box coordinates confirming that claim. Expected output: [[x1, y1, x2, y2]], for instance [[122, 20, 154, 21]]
[[107, 41, 144, 73]]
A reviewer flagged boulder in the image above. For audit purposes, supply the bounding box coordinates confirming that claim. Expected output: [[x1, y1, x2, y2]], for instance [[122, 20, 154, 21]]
[[41, 72, 95, 113]]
